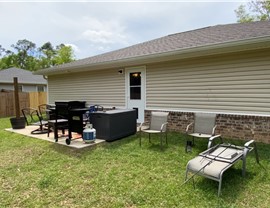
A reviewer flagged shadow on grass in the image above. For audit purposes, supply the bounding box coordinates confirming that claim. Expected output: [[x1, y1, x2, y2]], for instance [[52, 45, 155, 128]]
[[47, 132, 139, 157], [48, 143, 92, 158], [47, 131, 186, 160], [97, 131, 181, 151], [187, 169, 250, 204], [103, 133, 138, 148]]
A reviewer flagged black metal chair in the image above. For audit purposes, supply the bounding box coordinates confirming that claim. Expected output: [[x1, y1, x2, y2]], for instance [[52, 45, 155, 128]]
[[38, 104, 53, 120], [47, 105, 69, 142], [21, 107, 48, 134], [66, 108, 88, 145]]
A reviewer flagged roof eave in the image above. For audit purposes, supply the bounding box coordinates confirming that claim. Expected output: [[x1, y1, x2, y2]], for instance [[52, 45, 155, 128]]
[[34, 36, 270, 76], [0, 81, 47, 85]]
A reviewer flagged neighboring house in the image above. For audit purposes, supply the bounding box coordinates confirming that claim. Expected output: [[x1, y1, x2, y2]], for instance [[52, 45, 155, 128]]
[[0, 67, 47, 92], [35, 21, 270, 143]]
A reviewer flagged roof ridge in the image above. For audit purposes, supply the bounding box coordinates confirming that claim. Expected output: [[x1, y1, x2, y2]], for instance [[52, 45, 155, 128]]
[[52, 21, 270, 65], [167, 26, 213, 37], [35, 20, 270, 74], [167, 21, 269, 37]]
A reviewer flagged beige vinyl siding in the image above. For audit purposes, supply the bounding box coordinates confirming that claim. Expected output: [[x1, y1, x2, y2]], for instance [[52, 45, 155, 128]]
[[48, 68, 125, 107], [146, 49, 270, 115]]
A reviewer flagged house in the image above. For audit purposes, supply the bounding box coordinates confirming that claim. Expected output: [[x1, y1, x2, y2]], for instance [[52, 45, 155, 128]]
[[0, 67, 47, 92], [35, 21, 270, 143]]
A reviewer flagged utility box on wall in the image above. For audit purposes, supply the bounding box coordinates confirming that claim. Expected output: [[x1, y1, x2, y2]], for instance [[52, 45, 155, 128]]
[[90, 109, 137, 141]]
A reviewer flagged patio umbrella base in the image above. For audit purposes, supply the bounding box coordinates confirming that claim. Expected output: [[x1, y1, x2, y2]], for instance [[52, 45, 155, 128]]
[[10, 117, 26, 129]]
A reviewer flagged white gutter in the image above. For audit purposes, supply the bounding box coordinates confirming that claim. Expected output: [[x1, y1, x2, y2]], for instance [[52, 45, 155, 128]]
[[0, 81, 47, 85], [34, 35, 270, 76]]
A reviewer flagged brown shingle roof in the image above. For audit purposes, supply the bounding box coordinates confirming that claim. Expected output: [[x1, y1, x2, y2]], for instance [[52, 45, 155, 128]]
[[37, 21, 270, 74]]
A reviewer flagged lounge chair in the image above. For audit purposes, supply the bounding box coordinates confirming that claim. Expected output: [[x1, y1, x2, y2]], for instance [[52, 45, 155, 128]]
[[184, 135, 260, 196]]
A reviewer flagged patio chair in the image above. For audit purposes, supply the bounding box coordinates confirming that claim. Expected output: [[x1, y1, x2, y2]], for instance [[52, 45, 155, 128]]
[[21, 107, 48, 134], [47, 104, 69, 142], [184, 135, 260, 196], [38, 104, 53, 120], [139, 111, 169, 148], [185, 113, 221, 152]]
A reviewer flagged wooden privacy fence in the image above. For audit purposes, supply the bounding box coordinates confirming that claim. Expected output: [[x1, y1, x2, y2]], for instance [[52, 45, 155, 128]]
[[0, 91, 47, 118], [28, 92, 47, 110]]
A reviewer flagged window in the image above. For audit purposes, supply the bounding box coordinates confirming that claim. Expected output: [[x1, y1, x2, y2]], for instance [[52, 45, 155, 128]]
[[18, 85, 23, 92], [129, 72, 141, 100], [37, 86, 45, 92]]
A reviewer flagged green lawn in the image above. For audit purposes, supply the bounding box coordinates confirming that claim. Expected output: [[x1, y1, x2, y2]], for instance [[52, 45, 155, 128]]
[[0, 117, 269, 207]]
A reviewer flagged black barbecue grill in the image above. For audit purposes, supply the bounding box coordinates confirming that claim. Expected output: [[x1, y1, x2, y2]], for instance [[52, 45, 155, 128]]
[[55, 101, 87, 145]]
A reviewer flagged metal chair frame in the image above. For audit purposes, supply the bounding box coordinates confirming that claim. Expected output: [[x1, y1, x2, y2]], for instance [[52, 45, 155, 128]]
[[139, 111, 169, 148], [185, 113, 219, 152], [21, 107, 48, 134]]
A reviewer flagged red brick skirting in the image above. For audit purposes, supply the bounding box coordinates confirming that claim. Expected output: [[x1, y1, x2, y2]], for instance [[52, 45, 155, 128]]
[[145, 110, 270, 144]]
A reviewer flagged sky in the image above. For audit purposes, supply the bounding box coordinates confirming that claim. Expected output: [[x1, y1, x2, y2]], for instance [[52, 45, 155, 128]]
[[0, 1, 248, 60]]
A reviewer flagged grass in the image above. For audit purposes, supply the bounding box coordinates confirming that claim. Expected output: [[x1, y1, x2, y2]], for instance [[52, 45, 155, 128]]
[[0, 117, 270, 207]]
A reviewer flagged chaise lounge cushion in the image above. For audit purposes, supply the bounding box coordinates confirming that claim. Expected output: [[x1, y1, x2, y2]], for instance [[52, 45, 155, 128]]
[[187, 146, 244, 179], [187, 156, 230, 179], [185, 139, 260, 196]]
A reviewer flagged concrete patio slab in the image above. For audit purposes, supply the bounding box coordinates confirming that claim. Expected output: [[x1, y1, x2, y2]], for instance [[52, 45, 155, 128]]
[[5, 126, 105, 149]]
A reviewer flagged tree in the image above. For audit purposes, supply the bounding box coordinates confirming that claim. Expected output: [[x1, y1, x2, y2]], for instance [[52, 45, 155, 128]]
[[0, 53, 17, 69], [11, 39, 37, 70], [38, 42, 56, 68], [235, 0, 270, 22], [53, 44, 75, 65], [0, 45, 5, 57], [0, 40, 76, 70]]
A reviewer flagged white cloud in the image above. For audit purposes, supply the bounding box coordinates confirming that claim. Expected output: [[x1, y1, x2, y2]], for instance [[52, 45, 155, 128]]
[[81, 30, 126, 44], [65, 43, 80, 53], [82, 30, 114, 44], [78, 16, 128, 45], [97, 45, 111, 52]]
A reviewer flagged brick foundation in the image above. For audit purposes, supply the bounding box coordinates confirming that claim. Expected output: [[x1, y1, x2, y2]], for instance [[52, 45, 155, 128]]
[[145, 110, 270, 144]]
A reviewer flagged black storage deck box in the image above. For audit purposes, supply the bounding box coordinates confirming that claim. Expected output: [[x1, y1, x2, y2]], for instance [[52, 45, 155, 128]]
[[90, 109, 137, 141]]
